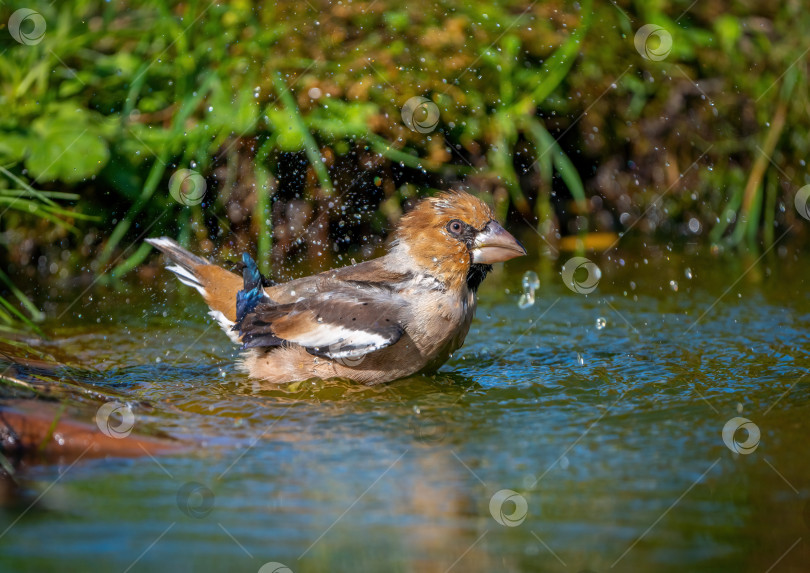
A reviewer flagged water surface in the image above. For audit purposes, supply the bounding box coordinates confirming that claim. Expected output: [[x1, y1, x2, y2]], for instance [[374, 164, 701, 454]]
[[1, 240, 809, 572]]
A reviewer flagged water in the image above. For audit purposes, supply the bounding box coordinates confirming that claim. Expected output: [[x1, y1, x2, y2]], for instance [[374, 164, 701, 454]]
[[1, 241, 809, 572], [518, 271, 540, 309]]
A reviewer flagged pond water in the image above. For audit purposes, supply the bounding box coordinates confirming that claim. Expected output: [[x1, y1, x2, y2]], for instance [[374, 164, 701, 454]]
[[1, 239, 809, 572]]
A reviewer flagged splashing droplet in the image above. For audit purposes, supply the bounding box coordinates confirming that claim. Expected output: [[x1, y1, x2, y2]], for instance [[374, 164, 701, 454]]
[[518, 271, 540, 309], [595, 317, 607, 330], [522, 271, 540, 291], [518, 291, 535, 309]]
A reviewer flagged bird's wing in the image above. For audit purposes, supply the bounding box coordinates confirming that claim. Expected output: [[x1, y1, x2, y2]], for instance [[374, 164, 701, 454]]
[[234, 286, 407, 360], [263, 258, 413, 303]]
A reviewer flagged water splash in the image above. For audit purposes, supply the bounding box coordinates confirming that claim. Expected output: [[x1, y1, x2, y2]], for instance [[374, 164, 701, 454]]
[[518, 271, 540, 309]]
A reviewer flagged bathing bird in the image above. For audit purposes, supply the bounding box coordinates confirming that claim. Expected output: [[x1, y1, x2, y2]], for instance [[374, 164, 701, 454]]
[[146, 191, 525, 385]]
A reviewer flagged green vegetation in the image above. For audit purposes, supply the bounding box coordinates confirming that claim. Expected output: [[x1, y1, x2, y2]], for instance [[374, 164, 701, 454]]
[[1, 0, 808, 331]]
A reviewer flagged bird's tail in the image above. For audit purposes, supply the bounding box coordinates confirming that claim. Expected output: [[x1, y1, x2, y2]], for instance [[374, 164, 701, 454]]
[[145, 237, 244, 339]]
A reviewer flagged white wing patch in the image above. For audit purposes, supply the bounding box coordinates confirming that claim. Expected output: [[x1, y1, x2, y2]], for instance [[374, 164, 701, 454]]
[[288, 324, 390, 358]]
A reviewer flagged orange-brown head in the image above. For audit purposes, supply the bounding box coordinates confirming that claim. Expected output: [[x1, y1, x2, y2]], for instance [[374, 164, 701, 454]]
[[390, 191, 526, 291]]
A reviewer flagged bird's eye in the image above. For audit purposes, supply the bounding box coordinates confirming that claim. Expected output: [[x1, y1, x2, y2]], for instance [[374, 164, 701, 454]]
[[447, 220, 465, 236]]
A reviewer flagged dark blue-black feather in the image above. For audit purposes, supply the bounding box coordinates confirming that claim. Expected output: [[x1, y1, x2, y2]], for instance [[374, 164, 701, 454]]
[[234, 253, 268, 326], [241, 252, 263, 291], [225, 254, 275, 288]]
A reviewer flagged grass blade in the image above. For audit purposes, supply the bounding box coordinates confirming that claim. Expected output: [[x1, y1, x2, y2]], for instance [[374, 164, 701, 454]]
[[272, 71, 334, 195]]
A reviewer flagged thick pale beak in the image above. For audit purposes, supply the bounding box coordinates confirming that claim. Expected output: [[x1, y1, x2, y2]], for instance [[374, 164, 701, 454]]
[[471, 221, 527, 264]]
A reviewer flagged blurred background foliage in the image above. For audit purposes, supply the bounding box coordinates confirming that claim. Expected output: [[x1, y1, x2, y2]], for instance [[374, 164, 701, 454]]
[[1, 0, 809, 332]]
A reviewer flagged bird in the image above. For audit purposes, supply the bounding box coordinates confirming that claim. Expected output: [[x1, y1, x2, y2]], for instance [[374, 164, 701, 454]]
[[146, 191, 526, 385]]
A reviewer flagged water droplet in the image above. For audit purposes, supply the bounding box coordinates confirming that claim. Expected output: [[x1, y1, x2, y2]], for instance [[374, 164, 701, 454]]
[[522, 271, 540, 291], [518, 270, 540, 308], [577, 353, 584, 366], [669, 280, 679, 292], [518, 291, 535, 309], [684, 268, 693, 279], [595, 317, 607, 330]]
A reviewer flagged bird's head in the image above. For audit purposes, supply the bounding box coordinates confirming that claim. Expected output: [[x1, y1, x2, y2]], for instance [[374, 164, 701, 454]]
[[390, 191, 526, 291]]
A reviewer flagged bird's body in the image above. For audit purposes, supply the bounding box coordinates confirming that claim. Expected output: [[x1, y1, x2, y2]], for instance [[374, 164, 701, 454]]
[[240, 257, 477, 384], [146, 192, 525, 385]]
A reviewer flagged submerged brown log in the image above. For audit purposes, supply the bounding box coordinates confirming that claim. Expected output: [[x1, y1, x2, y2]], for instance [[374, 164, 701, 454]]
[[0, 400, 185, 468]]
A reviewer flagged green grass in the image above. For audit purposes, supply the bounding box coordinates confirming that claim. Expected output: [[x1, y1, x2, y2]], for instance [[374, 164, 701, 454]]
[[1, 0, 809, 330], [0, 166, 96, 334]]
